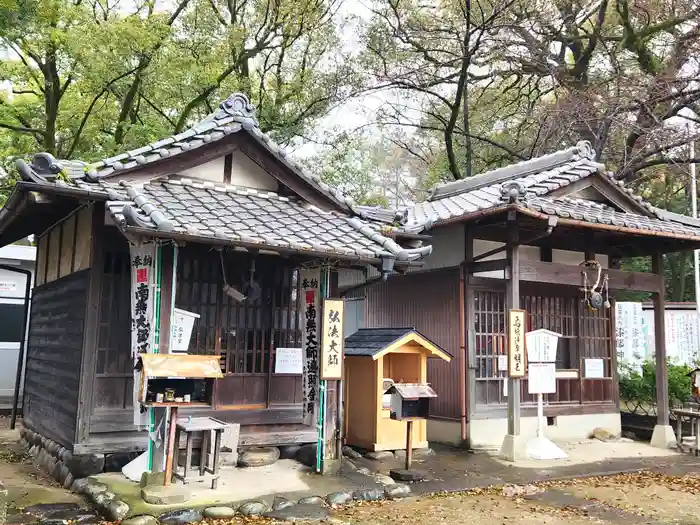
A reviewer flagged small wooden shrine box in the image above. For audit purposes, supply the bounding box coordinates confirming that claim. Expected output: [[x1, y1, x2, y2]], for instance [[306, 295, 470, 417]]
[[136, 354, 224, 408], [343, 328, 451, 451]]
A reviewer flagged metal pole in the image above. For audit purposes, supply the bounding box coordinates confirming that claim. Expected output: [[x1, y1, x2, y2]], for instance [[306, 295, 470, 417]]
[[2, 264, 32, 430], [690, 130, 700, 359]]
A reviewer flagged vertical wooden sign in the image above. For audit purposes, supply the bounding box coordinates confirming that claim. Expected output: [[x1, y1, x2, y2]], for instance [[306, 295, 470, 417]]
[[320, 299, 344, 380], [508, 309, 526, 377], [300, 269, 321, 427], [130, 242, 157, 427]]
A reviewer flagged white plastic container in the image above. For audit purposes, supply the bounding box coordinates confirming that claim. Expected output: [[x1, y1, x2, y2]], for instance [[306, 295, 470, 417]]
[[170, 308, 200, 352]]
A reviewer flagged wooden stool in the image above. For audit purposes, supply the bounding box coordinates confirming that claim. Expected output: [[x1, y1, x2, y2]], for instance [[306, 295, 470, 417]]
[[173, 417, 228, 489]]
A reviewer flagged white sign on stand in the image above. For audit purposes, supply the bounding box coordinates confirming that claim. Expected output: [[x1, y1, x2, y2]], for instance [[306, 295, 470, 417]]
[[524, 329, 567, 461], [528, 363, 556, 394], [526, 329, 559, 363]]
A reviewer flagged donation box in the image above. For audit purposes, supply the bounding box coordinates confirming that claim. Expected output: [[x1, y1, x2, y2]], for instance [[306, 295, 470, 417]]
[[387, 383, 437, 421]]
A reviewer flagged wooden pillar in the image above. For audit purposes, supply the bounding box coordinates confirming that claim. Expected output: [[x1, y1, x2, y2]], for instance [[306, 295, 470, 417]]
[[506, 215, 521, 437], [652, 253, 669, 425], [153, 245, 176, 473], [499, 212, 527, 460], [650, 252, 675, 448]]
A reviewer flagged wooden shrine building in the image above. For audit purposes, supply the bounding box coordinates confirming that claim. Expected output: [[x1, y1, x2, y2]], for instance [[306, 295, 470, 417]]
[[345, 141, 700, 456], [0, 93, 431, 458]]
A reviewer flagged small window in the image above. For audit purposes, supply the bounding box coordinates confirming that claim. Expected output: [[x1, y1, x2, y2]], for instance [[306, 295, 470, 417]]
[[0, 303, 25, 342]]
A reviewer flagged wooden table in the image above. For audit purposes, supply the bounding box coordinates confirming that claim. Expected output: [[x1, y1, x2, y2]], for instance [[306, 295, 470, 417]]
[[172, 416, 228, 489], [672, 408, 700, 455]]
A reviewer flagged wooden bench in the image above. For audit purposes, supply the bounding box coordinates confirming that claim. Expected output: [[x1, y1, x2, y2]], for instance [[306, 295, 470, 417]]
[[672, 408, 700, 455]]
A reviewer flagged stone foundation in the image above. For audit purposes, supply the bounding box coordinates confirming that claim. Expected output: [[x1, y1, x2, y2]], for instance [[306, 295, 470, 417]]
[[17, 427, 132, 520]]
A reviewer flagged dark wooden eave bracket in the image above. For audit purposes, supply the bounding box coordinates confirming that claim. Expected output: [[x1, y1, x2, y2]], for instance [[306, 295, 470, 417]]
[[467, 215, 558, 274]]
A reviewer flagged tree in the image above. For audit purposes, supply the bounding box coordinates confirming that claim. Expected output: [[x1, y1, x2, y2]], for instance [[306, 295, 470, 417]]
[[307, 128, 429, 206], [358, 0, 521, 180], [0, 0, 360, 166], [356, 0, 700, 183]]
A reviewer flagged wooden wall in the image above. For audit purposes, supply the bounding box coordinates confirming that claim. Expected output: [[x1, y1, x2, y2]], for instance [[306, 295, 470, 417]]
[[24, 271, 89, 447], [35, 206, 92, 287], [364, 268, 462, 420]]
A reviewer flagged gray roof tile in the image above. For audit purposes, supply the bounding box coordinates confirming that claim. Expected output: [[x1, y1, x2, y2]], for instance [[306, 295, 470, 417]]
[[102, 177, 431, 263]]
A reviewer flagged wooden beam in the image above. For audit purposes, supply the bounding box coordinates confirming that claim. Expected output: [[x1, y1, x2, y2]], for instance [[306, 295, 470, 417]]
[[468, 259, 507, 274], [158, 245, 175, 355], [518, 260, 662, 292], [223, 153, 233, 184], [652, 253, 669, 426]]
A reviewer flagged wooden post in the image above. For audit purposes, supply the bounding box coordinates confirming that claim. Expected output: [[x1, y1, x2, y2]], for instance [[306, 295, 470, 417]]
[[650, 252, 675, 448], [164, 406, 179, 486], [499, 212, 526, 461], [405, 420, 413, 470], [507, 217, 521, 437], [653, 253, 669, 425]]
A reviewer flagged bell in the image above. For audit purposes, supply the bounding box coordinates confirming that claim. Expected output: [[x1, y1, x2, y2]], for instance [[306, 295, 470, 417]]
[[603, 299, 611, 309], [588, 291, 604, 310]]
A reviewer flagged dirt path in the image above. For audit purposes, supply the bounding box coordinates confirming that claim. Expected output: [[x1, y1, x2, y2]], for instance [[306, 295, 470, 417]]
[[0, 418, 81, 513], [328, 493, 604, 525], [564, 472, 700, 524]]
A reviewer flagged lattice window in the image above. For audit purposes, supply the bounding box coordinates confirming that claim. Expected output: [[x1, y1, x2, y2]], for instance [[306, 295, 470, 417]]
[[473, 286, 613, 406], [175, 249, 300, 375]]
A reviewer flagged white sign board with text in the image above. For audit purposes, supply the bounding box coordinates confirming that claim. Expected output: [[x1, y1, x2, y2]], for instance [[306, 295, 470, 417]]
[[275, 347, 303, 375], [584, 358, 605, 378], [528, 362, 557, 394], [526, 329, 560, 363]]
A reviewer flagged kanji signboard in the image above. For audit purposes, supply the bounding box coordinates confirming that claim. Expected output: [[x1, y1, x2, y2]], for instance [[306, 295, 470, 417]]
[[321, 299, 344, 380], [508, 309, 526, 378], [300, 269, 321, 427], [129, 242, 157, 426]]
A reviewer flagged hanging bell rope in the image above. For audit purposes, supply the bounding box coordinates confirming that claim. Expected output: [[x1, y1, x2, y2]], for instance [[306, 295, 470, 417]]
[[580, 260, 609, 310]]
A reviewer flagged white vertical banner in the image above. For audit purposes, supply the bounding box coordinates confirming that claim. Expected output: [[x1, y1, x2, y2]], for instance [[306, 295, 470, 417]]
[[130, 242, 157, 427], [615, 302, 644, 373], [300, 268, 321, 427]]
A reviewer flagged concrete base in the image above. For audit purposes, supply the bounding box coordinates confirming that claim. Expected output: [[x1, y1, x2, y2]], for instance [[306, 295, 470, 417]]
[[428, 412, 622, 450], [498, 434, 528, 462], [141, 485, 191, 505], [650, 424, 676, 449]]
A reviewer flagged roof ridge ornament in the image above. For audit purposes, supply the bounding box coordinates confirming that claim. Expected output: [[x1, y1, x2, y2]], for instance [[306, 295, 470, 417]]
[[212, 93, 259, 125], [575, 140, 595, 160], [500, 181, 527, 203]]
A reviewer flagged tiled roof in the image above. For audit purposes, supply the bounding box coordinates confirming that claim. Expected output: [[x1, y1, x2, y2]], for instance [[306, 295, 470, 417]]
[[410, 141, 605, 226], [522, 196, 700, 237], [7, 93, 433, 265], [404, 140, 700, 240], [344, 328, 420, 357], [20, 94, 355, 212], [91, 176, 431, 263]]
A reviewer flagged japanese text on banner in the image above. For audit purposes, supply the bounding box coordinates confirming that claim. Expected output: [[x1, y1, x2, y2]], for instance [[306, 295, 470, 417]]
[[129, 243, 157, 427], [300, 269, 321, 427], [321, 299, 344, 380]]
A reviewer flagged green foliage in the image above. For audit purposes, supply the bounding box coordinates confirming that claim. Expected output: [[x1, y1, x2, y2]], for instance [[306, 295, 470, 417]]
[[619, 360, 693, 409], [0, 0, 360, 202]]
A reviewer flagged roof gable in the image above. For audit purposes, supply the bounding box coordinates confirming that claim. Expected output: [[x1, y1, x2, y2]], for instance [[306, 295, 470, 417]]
[[16, 93, 354, 213]]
